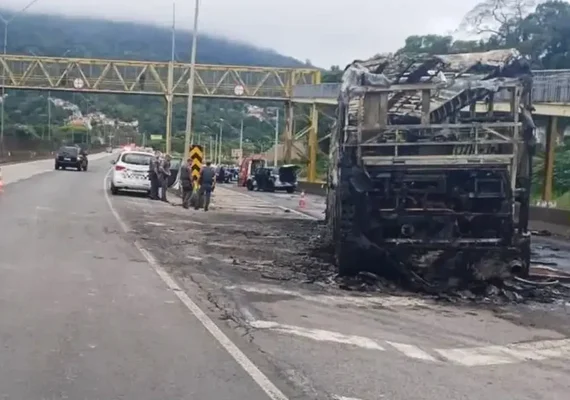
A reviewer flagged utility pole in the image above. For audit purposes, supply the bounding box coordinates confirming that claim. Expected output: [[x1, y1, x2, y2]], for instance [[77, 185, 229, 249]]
[[183, 0, 201, 158], [239, 119, 244, 166], [165, 1, 176, 154], [209, 135, 213, 163]]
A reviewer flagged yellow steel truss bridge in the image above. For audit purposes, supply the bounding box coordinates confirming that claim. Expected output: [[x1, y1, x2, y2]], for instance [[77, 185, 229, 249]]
[[0, 54, 320, 99], [0, 54, 327, 181]]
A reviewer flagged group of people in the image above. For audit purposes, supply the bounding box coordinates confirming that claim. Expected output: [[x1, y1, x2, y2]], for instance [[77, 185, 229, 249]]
[[179, 158, 216, 211], [146, 151, 216, 211], [148, 152, 172, 202]]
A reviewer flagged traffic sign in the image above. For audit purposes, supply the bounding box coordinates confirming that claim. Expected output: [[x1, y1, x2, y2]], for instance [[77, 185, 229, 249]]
[[234, 85, 244, 96], [189, 145, 204, 181], [73, 78, 84, 89]]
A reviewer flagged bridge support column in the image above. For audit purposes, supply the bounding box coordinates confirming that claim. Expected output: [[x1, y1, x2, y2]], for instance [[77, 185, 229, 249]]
[[307, 103, 319, 182], [283, 101, 293, 163], [165, 94, 173, 154], [542, 115, 558, 202]]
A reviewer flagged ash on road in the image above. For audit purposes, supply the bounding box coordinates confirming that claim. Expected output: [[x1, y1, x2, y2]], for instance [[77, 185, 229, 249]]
[[114, 185, 570, 400]]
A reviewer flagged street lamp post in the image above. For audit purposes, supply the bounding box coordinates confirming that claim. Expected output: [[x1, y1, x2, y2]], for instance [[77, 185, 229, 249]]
[[183, 0, 201, 159], [0, 0, 42, 154]]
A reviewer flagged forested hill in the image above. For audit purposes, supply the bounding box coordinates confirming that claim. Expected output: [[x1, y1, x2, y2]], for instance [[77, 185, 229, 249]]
[[1, 10, 311, 155], [2, 10, 305, 67]]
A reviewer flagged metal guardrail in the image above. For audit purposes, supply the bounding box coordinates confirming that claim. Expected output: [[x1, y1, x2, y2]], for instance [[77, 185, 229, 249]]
[[293, 69, 570, 103], [297, 180, 570, 228]]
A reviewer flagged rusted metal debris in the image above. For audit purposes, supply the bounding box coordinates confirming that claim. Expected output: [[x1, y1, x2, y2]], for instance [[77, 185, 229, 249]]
[[529, 265, 570, 282]]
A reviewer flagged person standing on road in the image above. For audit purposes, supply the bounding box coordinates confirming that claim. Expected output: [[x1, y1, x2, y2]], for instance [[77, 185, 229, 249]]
[[148, 152, 160, 200], [197, 161, 216, 211], [180, 157, 193, 209], [158, 154, 172, 202]]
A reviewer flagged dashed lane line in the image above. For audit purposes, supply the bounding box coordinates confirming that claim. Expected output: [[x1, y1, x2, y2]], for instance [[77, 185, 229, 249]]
[[434, 338, 570, 366], [249, 319, 570, 367], [249, 321, 385, 351]]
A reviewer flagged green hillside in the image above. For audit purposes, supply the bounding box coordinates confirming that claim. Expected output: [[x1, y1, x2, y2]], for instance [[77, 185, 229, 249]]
[[0, 10, 308, 155]]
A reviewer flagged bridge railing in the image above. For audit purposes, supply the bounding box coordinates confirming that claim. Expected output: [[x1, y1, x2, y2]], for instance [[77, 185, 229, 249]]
[[292, 69, 570, 103]]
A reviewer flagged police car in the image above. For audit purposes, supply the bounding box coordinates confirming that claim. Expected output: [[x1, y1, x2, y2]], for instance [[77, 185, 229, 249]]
[[109, 150, 155, 195]]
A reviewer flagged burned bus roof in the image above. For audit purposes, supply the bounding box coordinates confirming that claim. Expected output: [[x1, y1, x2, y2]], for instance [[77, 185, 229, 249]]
[[340, 49, 532, 123]]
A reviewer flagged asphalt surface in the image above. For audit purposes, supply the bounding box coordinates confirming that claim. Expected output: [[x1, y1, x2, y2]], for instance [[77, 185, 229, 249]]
[[115, 183, 570, 400], [2, 158, 570, 400], [0, 155, 292, 400]]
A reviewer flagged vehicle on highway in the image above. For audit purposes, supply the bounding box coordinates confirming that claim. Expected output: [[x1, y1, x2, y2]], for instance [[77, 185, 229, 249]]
[[110, 150, 154, 195], [326, 49, 534, 279], [238, 155, 266, 186], [55, 145, 88, 171], [246, 165, 299, 193]]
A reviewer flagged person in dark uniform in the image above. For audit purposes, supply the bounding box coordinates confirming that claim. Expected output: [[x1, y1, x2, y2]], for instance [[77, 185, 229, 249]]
[[198, 161, 216, 211], [180, 157, 193, 209], [158, 154, 172, 202], [148, 152, 160, 200]]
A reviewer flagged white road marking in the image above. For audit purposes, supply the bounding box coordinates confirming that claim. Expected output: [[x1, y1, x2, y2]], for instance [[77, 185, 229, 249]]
[[435, 338, 570, 366], [333, 396, 368, 400], [103, 169, 290, 400], [250, 320, 385, 351], [248, 317, 570, 367], [226, 284, 430, 308], [385, 341, 439, 362]]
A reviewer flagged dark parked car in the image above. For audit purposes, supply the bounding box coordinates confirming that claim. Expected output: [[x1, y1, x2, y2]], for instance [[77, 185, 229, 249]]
[[55, 146, 88, 171], [247, 165, 299, 193]]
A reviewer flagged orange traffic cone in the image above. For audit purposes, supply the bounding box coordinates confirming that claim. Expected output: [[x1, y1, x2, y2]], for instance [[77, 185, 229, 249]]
[[298, 190, 306, 209]]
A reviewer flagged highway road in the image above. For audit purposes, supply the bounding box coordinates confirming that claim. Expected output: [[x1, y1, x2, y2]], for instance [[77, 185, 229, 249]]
[[1, 155, 570, 400], [0, 154, 294, 400]]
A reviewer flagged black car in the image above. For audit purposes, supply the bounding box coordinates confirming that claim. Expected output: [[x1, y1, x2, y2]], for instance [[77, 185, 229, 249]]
[[55, 146, 88, 171]]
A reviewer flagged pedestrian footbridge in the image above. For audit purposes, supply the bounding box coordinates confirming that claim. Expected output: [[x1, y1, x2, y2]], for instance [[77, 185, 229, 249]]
[[292, 69, 570, 117]]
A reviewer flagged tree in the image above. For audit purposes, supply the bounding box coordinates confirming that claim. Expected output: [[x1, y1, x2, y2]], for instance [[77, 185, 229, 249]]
[[458, 0, 538, 40]]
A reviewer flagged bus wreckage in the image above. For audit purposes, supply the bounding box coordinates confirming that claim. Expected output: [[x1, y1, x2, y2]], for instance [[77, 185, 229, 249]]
[[325, 49, 535, 288]]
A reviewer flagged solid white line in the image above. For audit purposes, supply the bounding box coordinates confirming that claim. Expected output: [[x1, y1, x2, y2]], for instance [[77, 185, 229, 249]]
[[103, 169, 289, 400], [434, 338, 570, 366], [249, 320, 385, 351], [385, 341, 439, 362]]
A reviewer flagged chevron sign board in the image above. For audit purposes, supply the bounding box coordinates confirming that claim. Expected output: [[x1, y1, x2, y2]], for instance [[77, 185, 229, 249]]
[[189, 145, 204, 180]]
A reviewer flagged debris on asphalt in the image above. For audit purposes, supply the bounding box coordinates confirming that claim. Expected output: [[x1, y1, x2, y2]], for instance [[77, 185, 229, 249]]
[[124, 203, 570, 307]]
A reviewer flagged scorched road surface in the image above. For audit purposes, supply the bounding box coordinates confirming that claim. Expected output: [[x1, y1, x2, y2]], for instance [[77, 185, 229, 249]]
[[114, 184, 570, 400], [0, 156, 293, 400]]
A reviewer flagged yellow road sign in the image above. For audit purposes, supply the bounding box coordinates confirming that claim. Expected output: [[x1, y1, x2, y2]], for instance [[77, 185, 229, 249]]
[[189, 145, 203, 181]]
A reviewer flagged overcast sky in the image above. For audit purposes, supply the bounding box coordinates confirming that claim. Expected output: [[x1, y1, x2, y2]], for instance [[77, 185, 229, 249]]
[[3, 0, 487, 67]]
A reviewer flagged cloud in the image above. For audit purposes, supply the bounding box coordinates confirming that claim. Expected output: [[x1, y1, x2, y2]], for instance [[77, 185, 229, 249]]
[[2, 0, 482, 67]]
